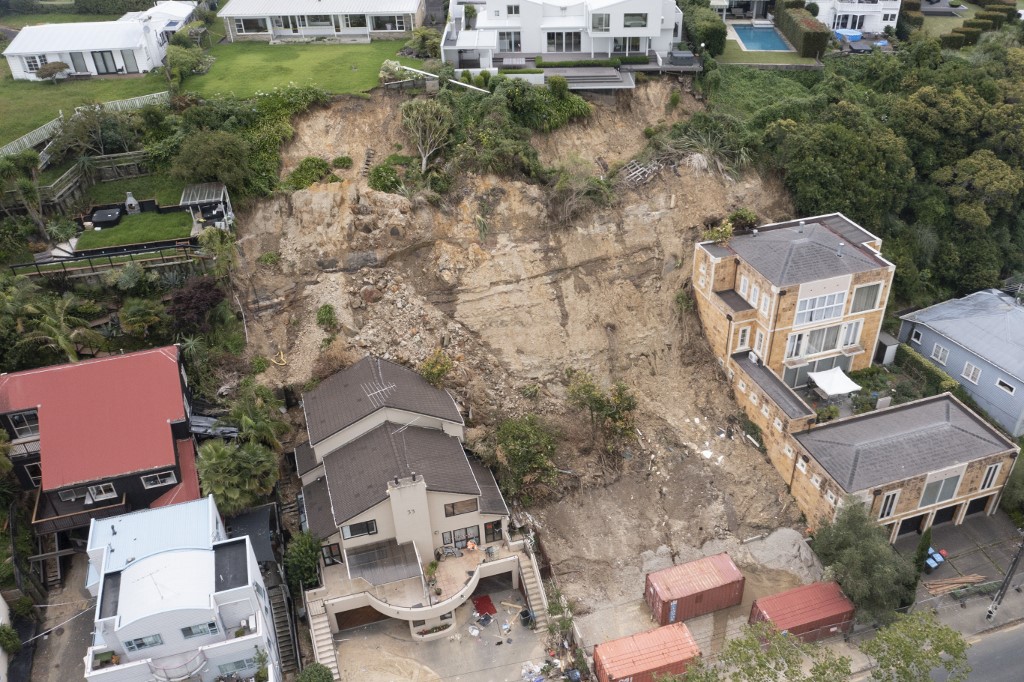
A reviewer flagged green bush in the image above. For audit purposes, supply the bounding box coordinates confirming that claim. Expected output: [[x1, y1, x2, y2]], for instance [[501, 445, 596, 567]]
[[963, 18, 994, 30], [285, 532, 322, 592], [952, 26, 982, 44], [783, 0, 806, 7], [901, 10, 925, 31], [331, 155, 353, 169], [535, 56, 622, 67], [282, 157, 332, 190], [0, 624, 20, 655], [418, 349, 453, 387], [11, 596, 35, 621], [499, 68, 545, 74], [805, 2, 820, 16], [250, 356, 269, 374], [429, 171, 453, 194], [902, 0, 921, 11], [976, 10, 1006, 27], [368, 164, 402, 193], [939, 32, 966, 49], [776, 6, 831, 57], [316, 304, 337, 331], [728, 207, 759, 230], [74, 0, 152, 13], [681, 0, 727, 56]]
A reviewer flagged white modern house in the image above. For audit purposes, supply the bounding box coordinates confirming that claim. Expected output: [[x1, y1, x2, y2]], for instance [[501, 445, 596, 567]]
[[217, 0, 425, 43], [83, 496, 282, 682], [441, 0, 682, 68], [814, 0, 901, 33], [2, 1, 197, 81]]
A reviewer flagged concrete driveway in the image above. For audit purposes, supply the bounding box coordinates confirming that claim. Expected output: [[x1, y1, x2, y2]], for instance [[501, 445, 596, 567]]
[[30, 553, 96, 682]]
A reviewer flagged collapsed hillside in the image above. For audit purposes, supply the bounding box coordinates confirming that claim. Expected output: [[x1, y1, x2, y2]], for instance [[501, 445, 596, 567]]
[[235, 79, 806, 634]]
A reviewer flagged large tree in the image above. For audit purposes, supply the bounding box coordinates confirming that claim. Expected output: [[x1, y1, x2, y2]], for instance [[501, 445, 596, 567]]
[[401, 98, 454, 174], [492, 415, 558, 501], [861, 611, 970, 682], [197, 438, 279, 516], [18, 294, 103, 362], [171, 129, 253, 196]]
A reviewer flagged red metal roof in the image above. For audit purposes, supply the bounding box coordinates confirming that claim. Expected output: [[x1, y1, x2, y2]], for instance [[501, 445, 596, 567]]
[[151, 438, 201, 508], [0, 347, 186, 490], [647, 552, 743, 599], [752, 582, 855, 632], [595, 623, 701, 680]]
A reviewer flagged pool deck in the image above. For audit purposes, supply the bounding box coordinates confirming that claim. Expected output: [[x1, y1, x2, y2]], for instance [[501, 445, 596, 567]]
[[726, 22, 798, 53]]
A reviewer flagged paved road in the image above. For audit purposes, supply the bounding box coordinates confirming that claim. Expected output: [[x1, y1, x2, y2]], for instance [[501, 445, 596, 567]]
[[931, 622, 1024, 681]]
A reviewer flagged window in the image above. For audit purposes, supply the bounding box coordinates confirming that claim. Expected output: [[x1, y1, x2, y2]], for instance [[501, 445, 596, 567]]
[[234, 18, 268, 33], [783, 444, 794, 459], [546, 31, 581, 52], [623, 12, 648, 27], [371, 15, 406, 30], [739, 276, 749, 296], [59, 488, 83, 502], [920, 474, 960, 507], [412, 619, 426, 627], [883, 12, 897, 21], [773, 418, 783, 432], [962, 362, 981, 384], [911, 329, 922, 343], [806, 325, 841, 355], [699, 262, 706, 274], [444, 499, 478, 517], [307, 15, 332, 26], [760, 295, 770, 316], [498, 31, 521, 51], [842, 319, 862, 348], [796, 458, 807, 473], [795, 292, 846, 326], [851, 283, 881, 313], [342, 519, 377, 539], [24, 463, 41, 487], [591, 12, 610, 31], [996, 378, 1016, 395], [345, 14, 367, 28], [88, 483, 116, 501], [507, 4, 520, 14], [440, 611, 453, 620], [698, 276, 706, 289], [749, 393, 758, 406], [760, 404, 769, 417], [785, 333, 804, 360], [613, 36, 641, 52], [879, 489, 899, 519], [981, 463, 1001, 490], [737, 327, 750, 350], [810, 474, 822, 489], [754, 331, 765, 354], [141, 471, 176, 489], [218, 659, 257, 675], [9, 410, 39, 439], [749, 285, 760, 308], [930, 343, 949, 365], [441, 525, 480, 549], [826, 490, 837, 506], [321, 543, 343, 565], [23, 55, 48, 73], [181, 622, 218, 639], [494, 9, 499, 16], [738, 380, 746, 393], [485, 520, 502, 543], [124, 635, 163, 652]]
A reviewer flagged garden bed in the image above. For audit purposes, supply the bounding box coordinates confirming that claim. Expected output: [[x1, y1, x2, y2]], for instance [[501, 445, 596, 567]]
[[75, 211, 191, 250]]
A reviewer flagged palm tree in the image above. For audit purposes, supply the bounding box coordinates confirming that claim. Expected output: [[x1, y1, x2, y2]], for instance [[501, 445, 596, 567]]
[[223, 379, 289, 452], [0, 275, 43, 333], [118, 298, 167, 338], [19, 294, 103, 362], [197, 438, 278, 516]]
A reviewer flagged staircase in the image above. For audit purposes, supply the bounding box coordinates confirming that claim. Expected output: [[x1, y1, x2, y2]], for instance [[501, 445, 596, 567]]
[[307, 599, 340, 680], [268, 586, 298, 673], [41, 534, 62, 590], [520, 553, 549, 631]]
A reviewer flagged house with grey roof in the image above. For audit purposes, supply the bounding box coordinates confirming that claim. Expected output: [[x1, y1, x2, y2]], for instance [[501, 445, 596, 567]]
[[294, 356, 539, 662], [899, 289, 1024, 437]]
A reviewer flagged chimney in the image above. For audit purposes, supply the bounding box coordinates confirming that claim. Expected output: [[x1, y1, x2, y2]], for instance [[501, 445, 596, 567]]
[[837, 242, 845, 258]]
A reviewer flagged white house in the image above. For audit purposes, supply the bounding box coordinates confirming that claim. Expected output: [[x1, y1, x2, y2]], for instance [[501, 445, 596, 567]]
[[441, 0, 683, 68], [814, 0, 901, 34], [2, 1, 197, 81], [217, 0, 426, 43], [83, 496, 283, 682]]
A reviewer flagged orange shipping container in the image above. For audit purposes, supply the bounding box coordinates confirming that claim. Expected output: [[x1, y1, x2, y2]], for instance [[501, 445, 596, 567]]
[[594, 623, 701, 682], [645, 552, 745, 625], [749, 581, 855, 643]]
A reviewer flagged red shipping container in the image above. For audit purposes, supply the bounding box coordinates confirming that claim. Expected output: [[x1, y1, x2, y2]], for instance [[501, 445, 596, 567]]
[[645, 552, 745, 625], [594, 623, 701, 682], [748, 581, 855, 643]]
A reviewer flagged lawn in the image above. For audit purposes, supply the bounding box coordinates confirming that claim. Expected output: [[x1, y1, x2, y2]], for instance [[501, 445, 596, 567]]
[[87, 174, 188, 208], [921, 4, 978, 36], [0, 13, 119, 29], [718, 40, 820, 65], [75, 210, 192, 250]]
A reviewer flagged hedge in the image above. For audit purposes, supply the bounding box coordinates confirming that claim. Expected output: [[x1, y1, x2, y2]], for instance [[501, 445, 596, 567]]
[[963, 18, 994, 30], [776, 6, 830, 58], [953, 26, 982, 44], [977, 10, 1006, 27], [535, 57, 621, 67], [499, 68, 544, 74], [783, 0, 806, 7], [682, 0, 727, 56], [902, 0, 921, 11], [939, 32, 966, 49], [74, 0, 153, 12], [902, 10, 925, 30]]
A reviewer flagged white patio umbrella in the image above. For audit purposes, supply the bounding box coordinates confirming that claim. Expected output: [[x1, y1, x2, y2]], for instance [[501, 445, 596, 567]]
[[807, 367, 861, 397]]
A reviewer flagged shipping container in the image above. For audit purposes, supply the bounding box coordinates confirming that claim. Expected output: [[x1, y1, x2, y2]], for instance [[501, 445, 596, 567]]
[[645, 552, 745, 625], [748, 581, 855, 643], [593, 622, 701, 682]]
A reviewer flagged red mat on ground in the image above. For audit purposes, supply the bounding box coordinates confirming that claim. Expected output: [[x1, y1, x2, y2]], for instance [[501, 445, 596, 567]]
[[472, 595, 497, 616]]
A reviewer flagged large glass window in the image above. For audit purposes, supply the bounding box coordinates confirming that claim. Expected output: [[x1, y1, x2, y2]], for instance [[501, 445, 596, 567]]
[[124, 634, 163, 652], [444, 499, 478, 517], [23, 55, 48, 73], [321, 543, 343, 565], [498, 31, 521, 51], [850, 283, 881, 313], [842, 319, 862, 347], [307, 15, 332, 26], [218, 659, 257, 675], [931, 343, 949, 365], [485, 520, 502, 543], [613, 36, 641, 52], [546, 31, 581, 52], [345, 14, 367, 28], [981, 463, 1001, 490], [181, 622, 218, 639], [920, 474, 960, 507], [507, 4, 520, 14], [371, 15, 407, 30], [591, 13, 610, 31], [9, 410, 39, 438], [342, 519, 377, 539], [795, 292, 846, 325], [234, 18, 268, 33], [442, 525, 480, 549], [962, 362, 981, 384], [623, 13, 648, 27]]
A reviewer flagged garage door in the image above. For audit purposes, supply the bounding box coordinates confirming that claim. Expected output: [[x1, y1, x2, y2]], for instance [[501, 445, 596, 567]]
[[899, 514, 926, 535], [335, 605, 389, 631], [966, 496, 992, 516], [932, 505, 958, 526]]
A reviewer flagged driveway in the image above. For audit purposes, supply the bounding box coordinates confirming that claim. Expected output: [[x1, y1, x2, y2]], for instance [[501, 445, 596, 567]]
[[30, 553, 96, 682]]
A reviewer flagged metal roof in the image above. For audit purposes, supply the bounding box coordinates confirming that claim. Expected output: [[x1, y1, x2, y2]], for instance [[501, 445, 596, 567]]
[[180, 182, 227, 206], [900, 289, 1024, 383], [219, 0, 422, 17], [795, 394, 1017, 492], [647, 553, 743, 600], [3, 21, 145, 55], [114, 548, 217, 625], [752, 582, 854, 632], [595, 623, 701, 679], [302, 477, 337, 539]]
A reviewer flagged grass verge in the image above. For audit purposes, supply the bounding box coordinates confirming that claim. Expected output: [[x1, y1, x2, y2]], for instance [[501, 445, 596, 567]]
[[718, 40, 820, 65], [0, 13, 119, 29], [75, 211, 191, 250], [87, 174, 187, 208]]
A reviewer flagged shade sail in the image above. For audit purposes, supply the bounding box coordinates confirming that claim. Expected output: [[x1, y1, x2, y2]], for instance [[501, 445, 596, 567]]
[[808, 367, 861, 396]]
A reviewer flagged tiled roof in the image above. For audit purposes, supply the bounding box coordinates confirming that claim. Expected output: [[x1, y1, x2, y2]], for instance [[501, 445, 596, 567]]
[[0, 347, 186, 490], [795, 394, 1016, 492], [302, 477, 337, 540], [323, 423, 480, 524], [468, 458, 509, 516], [294, 442, 318, 476], [302, 356, 463, 446]]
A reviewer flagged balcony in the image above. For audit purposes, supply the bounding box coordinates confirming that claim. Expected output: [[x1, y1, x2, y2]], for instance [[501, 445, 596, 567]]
[[32, 489, 129, 535], [8, 436, 40, 459]]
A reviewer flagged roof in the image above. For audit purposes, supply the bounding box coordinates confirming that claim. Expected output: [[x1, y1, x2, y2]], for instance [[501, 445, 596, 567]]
[[324, 423, 480, 524], [302, 477, 337, 539], [114, 548, 216, 625], [302, 356, 462, 446], [595, 623, 701, 678], [647, 553, 743, 600], [219, 0, 422, 17], [901, 289, 1024, 383], [0, 347, 187, 490], [704, 214, 888, 287], [180, 182, 227, 206], [214, 538, 249, 592], [227, 504, 276, 564], [468, 457, 509, 516], [151, 438, 201, 508], [294, 442, 319, 476], [733, 353, 814, 419], [716, 290, 754, 313], [753, 582, 854, 631], [795, 394, 1017, 492], [87, 495, 221, 574], [2, 21, 144, 55]]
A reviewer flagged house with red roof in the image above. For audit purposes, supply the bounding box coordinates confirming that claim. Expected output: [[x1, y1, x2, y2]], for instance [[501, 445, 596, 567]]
[[0, 347, 200, 553]]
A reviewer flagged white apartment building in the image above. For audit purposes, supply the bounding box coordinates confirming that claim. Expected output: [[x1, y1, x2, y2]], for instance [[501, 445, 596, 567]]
[[83, 497, 282, 682]]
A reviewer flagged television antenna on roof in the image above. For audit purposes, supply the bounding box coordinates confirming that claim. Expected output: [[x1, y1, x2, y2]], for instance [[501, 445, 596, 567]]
[[361, 381, 396, 408]]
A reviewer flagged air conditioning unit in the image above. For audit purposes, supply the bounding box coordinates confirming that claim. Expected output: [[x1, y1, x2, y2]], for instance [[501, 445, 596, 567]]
[[748, 351, 760, 365]]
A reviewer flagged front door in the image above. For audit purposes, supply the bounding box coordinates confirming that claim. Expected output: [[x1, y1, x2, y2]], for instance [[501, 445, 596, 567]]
[[69, 52, 87, 73], [120, 49, 139, 74], [92, 51, 117, 74]]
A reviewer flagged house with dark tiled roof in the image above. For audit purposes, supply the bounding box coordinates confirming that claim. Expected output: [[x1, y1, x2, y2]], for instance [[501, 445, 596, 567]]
[[294, 357, 538, 657]]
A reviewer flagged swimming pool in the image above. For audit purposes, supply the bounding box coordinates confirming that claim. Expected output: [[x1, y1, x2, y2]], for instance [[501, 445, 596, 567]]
[[733, 25, 791, 51]]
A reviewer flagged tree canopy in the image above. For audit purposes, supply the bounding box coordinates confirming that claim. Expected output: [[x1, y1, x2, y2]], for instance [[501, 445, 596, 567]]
[[861, 611, 970, 682]]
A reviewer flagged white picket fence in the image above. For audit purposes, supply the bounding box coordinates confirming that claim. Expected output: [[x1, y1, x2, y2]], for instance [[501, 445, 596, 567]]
[[99, 91, 171, 113]]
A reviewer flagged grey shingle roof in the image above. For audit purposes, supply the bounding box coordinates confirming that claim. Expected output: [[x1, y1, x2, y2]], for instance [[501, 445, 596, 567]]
[[302, 477, 337, 540], [901, 289, 1024, 382], [302, 356, 463, 446], [795, 394, 1016, 492], [724, 219, 887, 287], [323, 424, 480, 524], [716, 290, 754, 313], [294, 442, 318, 476], [468, 458, 509, 516], [734, 353, 814, 419]]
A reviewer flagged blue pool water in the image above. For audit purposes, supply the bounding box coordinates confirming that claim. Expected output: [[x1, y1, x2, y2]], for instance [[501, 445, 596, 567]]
[[733, 25, 791, 51]]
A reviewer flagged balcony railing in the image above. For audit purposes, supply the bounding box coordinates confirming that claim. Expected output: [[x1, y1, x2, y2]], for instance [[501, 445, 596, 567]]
[[8, 437, 40, 459], [32, 489, 129, 535]]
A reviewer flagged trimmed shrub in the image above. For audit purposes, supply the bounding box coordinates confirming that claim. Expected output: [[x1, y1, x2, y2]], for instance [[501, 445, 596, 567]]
[[953, 26, 982, 44], [939, 32, 966, 49], [783, 0, 806, 7], [535, 56, 621, 67], [963, 18, 994, 30], [682, 0, 727, 56], [776, 6, 831, 58], [901, 10, 925, 32], [902, 0, 921, 11], [976, 10, 1006, 27], [499, 68, 544, 74], [805, 2, 819, 16]]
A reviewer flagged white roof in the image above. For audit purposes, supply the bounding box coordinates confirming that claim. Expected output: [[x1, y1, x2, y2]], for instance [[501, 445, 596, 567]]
[[808, 367, 861, 397], [456, 29, 498, 49], [121, 1, 196, 22], [88, 496, 221, 575], [2, 21, 145, 55], [219, 0, 421, 17], [116, 549, 215, 625]]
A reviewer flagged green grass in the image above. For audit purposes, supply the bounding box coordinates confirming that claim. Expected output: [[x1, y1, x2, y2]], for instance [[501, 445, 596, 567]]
[[75, 211, 191, 250], [188, 39, 423, 97], [711, 65, 818, 120], [718, 40, 820, 65], [0, 13, 119, 29], [921, 4, 978, 36], [87, 174, 187, 208]]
